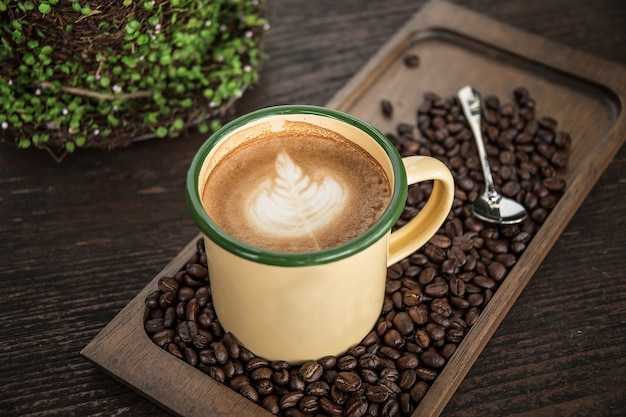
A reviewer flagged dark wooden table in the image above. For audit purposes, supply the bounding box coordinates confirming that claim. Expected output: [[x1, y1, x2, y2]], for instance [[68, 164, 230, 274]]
[[2, 1, 625, 416]]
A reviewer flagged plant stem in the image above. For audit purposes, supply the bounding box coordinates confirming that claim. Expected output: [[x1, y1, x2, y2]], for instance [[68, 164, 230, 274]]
[[39, 82, 152, 101]]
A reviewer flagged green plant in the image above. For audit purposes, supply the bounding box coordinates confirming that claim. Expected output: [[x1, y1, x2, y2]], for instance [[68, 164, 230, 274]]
[[0, 0, 267, 159]]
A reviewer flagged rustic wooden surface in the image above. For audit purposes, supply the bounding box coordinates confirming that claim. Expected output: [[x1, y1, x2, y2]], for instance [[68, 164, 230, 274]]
[[1, 1, 625, 416]]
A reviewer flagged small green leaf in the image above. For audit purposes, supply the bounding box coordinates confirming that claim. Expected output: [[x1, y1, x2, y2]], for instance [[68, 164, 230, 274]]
[[81, 5, 91, 15], [100, 76, 111, 87], [143, 112, 158, 124], [155, 126, 168, 138], [121, 56, 138, 68], [209, 119, 222, 132], [197, 122, 209, 134], [71, 1, 80, 12], [107, 114, 120, 127], [18, 139, 31, 149], [159, 54, 172, 66], [38, 3, 52, 14], [137, 34, 149, 45], [123, 0, 132, 6], [23, 54, 35, 66], [75, 136, 86, 147], [65, 141, 75, 153], [19, 1, 35, 12], [125, 20, 141, 35], [171, 118, 184, 130]]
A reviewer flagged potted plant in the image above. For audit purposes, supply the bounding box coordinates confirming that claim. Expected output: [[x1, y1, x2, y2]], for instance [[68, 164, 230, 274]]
[[0, 0, 268, 161]]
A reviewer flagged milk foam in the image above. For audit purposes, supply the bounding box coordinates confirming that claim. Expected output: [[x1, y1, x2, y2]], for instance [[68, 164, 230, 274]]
[[246, 151, 347, 241]]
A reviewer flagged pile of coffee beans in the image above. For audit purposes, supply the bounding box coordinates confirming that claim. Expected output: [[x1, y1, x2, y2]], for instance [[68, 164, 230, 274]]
[[145, 87, 570, 416]]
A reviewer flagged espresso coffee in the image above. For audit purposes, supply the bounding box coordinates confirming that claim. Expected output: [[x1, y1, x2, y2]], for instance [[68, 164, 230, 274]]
[[202, 121, 391, 252]]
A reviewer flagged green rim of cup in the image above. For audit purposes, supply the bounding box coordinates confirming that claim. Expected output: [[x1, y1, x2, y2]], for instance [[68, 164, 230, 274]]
[[185, 105, 408, 267]]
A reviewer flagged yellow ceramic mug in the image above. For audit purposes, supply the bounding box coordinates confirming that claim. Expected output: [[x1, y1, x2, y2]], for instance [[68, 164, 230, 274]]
[[186, 105, 454, 363]]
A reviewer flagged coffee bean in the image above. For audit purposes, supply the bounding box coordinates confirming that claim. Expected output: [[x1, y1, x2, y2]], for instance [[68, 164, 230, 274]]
[[299, 395, 318, 413], [397, 353, 419, 370], [186, 263, 208, 279], [424, 281, 448, 297], [417, 267, 436, 285], [382, 398, 400, 417], [366, 385, 389, 403], [319, 396, 343, 415], [229, 374, 251, 391], [380, 367, 399, 382], [251, 367, 273, 381], [306, 380, 330, 396], [415, 366, 438, 382], [335, 371, 362, 392], [383, 329, 405, 349], [361, 331, 379, 347], [280, 391, 304, 409], [362, 368, 379, 384], [158, 276, 179, 293], [379, 377, 402, 396], [379, 346, 401, 360], [392, 312, 414, 335], [330, 383, 350, 405], [166, 343, 183, 360], [212, 341, 228, 364], [344, 394, 368, 417], [273, 368, 290, 386], [299, 360, 323, 382], [409, 381, 430, 402], [338, 355, 358, 371], [403, 54, 420, 68], [262, 395, 280, 414], [192, 331, 212, 349], [289, 374, 306, 392], [408, 304, 429, 325], [359, 352, 381, 370], [487, 261, 507, 281], [145, 318, 165, 334], [421, 350, 445, 369], [158, 291, 176, 309], [381, 100, 394, 118], [256, 379, 274, 396]]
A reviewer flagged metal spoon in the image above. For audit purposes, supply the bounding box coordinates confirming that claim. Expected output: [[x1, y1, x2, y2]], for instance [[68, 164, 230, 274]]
[[457, 86, 527, 225]]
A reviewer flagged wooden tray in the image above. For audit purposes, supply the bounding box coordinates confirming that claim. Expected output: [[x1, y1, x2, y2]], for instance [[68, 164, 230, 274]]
[[81, 1, 626, 416]]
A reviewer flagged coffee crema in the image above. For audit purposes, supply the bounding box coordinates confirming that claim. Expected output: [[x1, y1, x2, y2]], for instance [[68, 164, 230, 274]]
[[202, 122, 391, 252]]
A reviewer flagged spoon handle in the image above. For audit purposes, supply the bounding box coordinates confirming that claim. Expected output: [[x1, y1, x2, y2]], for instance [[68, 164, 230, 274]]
[[457, 86, 497, 197]]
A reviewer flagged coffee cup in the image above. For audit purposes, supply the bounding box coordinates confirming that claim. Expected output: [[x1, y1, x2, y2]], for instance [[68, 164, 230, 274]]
[[186, 105, 454, 363]]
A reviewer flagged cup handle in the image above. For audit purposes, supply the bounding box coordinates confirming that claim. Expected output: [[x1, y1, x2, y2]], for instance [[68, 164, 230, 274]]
[[388, 156, 455, 266]]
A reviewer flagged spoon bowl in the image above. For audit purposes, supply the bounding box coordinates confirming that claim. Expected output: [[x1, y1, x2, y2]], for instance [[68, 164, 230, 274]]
[[458, 86, 527, 225]]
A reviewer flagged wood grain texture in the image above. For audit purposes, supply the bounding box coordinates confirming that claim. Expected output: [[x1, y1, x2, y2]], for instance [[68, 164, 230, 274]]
[[1, 0, 625, 416]]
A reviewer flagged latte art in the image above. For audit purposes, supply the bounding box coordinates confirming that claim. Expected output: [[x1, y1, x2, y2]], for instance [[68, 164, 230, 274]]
[[247, 151, 347, 242], [202, 122, 391, 252]]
